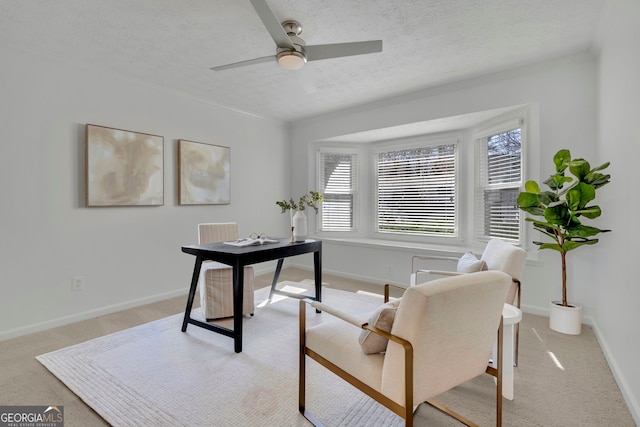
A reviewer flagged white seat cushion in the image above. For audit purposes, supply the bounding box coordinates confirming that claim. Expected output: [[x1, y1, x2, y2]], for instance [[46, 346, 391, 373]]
[[307, 318, 385, 392]]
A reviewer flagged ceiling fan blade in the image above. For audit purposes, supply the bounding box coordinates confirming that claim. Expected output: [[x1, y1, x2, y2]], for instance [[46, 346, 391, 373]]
[[210, 55, 275, 71], [249, 0, 295, 49], [305, 40, 382, 61]]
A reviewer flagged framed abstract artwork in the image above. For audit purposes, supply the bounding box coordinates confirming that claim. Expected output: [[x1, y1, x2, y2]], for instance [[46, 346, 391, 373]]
[[85, 124, 164, 206], [178, 140, 230, 205]]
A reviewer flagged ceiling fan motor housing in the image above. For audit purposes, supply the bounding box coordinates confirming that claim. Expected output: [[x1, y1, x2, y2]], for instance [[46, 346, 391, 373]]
[[277, 20, 307, 69], [281, 20, 303, 36], [276, 49, 306, 69]]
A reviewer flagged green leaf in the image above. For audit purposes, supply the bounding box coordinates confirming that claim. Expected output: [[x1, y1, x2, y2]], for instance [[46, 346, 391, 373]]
[[538, 243, 564, 252], [574, 205, 601, 219], [566, 182, 595, 211], [553, 149, 571, 173], [562, 239, 598, 251], [566, 187, 581, 211], [569, 159, 590, 181], [544, 205, 569, 225], [592, 161, 610, 172], [520, 206, 545, 216], [585, 172, 611, 189], [528, 218, 562, 235], [524, 181, 541, 193], [565, 224, 605, 238], [537, 191, 557, 206], [567, 215, 582, 228], [577, 182, 595, 207], [543, 176, 556, 190], [545, 174, 572, 190], [517, 192, 540, 208]]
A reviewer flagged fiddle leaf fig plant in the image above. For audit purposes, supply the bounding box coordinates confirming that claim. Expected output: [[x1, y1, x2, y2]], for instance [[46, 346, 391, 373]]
[[517, 149, 611, 307]]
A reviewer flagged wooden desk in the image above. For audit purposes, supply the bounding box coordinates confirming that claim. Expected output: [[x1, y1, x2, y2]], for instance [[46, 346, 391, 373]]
[[181, 238, 322, 353]]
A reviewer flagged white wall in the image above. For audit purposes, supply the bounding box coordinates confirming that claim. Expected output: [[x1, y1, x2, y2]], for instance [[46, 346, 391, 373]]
[[290, 53, 599, 316], [592, 0, 640, 422], [0, 44, 290, 339]]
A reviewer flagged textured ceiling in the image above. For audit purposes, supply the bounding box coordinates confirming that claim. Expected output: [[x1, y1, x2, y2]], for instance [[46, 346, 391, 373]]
[[0, 0, 604, 122]]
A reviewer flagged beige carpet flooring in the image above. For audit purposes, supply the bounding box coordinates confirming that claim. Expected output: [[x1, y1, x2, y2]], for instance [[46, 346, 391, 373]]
[[0, 268, 635, 426]]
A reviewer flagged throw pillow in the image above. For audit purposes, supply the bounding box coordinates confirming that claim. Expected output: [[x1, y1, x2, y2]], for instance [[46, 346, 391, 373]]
[[456, 251, 487, 273], [358, 299, 401, 354]]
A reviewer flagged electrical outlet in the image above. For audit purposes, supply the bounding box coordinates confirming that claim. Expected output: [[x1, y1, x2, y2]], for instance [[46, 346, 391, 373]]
[[71, 276, 84, 292]]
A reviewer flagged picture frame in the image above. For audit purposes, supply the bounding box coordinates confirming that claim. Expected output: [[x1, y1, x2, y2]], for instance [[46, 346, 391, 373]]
[[85, 124, 164, 206], [178, 140, 231, 205]]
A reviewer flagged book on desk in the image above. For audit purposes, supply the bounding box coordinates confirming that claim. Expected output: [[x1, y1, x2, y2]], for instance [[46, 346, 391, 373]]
[[224, 237, 279, 247]]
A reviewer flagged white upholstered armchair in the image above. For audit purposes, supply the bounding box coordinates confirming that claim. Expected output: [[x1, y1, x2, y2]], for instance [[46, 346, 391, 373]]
[[411, 238, 526, 365], [198, 223, 254, 320], [299, 271, 512, 427]]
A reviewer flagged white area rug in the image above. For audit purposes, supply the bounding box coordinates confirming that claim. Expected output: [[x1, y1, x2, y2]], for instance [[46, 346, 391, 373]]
[[37, 282, 405, 426]]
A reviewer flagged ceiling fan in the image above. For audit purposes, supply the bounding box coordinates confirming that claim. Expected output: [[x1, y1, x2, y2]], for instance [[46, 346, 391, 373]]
[[211, 0, 382, 72]]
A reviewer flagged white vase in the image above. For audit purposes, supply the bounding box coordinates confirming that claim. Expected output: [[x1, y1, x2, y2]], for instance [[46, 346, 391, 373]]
[[292, 210, 308, 242], [549, 301, 583, 335]]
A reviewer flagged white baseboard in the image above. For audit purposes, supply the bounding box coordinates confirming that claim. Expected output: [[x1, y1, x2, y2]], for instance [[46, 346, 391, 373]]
[[0, 288, 189, 342], [0, 264, 280, 342], [590, 320, 640, 425]]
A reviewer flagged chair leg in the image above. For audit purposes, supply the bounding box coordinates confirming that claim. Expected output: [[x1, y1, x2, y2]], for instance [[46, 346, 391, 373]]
[[514, 279, 521, 367], [496, 316, 503, 427], [514, 323, 520, 367], [299, 301, 306, 416], [299, 300, 327, 427]]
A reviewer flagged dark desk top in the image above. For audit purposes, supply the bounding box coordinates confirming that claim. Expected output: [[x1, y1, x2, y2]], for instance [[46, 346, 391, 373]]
[[182, 238, 321, 266]]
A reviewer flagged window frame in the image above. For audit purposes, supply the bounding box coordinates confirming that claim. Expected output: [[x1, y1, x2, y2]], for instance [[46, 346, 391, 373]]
[[316, 146, 360, 233], [473, 116, 526, 245]]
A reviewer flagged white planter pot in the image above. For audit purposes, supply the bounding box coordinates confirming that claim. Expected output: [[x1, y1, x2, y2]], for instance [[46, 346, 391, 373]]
[[292, 210, 308, 242], [549, 301, 583, 335]]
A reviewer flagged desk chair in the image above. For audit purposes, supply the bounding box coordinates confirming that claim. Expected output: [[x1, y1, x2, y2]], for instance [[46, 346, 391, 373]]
[[198, 222, 254, 320]]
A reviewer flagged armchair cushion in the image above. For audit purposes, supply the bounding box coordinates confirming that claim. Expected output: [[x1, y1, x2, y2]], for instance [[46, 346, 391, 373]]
[[456, 252, 487, 273], [358, 299, 401, 354], [307, 318, 386, 392]]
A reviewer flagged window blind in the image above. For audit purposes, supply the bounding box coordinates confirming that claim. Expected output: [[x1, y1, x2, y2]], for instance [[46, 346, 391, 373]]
[[377, 144, 456, 236], [475, 128, 522, 242], [319, 153, 356, 231]]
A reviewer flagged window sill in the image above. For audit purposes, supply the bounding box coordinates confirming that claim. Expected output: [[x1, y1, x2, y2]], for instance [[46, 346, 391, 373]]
[[310, 235, 541, 263], [312, 236, 470, 256]]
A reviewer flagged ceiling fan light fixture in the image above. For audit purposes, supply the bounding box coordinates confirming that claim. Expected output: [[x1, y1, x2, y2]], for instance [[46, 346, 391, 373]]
[[277, 51, 306, 70]]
